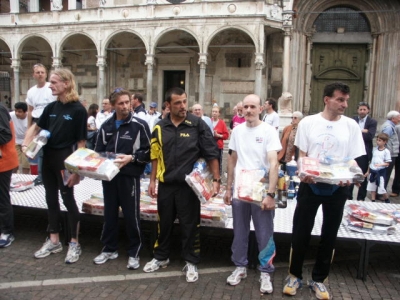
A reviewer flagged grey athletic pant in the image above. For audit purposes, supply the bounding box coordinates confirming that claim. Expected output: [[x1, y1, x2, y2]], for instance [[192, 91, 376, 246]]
[[231, 199, 275, 273]]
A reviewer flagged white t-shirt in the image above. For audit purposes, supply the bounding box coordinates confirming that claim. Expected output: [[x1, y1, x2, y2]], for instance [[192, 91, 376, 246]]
[[369, 147, 391, 171], [95, 111, 113, 129], [9, 111, 27, 145], [147, 111, 161, 132], [87, 116, 96, 130], [25, 82, 56, 119], [295, 113, 366, 162], [229, 122, 282, 179], [262, 111, 280, 131]]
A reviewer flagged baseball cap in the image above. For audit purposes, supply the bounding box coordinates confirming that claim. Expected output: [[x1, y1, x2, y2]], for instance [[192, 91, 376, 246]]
[[150, 102, 157, 108]]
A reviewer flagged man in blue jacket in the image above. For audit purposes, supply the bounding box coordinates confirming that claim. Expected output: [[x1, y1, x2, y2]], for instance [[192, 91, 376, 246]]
[[93, 88, 151, 270]]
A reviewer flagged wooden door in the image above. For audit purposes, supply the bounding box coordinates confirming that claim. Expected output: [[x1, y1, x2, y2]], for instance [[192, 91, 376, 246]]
[[310, 44, 367, 117]]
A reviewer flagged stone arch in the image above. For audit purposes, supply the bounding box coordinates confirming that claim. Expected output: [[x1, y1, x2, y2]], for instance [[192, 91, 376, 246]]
[[15, 33, 53, 59], [102, 29, 148, 57], [0, 37, 13, 59], [293, 0, 395, 34], [205, 26, 257, 53], [57, 31, 98, 58], [152, 27, 201, 55]]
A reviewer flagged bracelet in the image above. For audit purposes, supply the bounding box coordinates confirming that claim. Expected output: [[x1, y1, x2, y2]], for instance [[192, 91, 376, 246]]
[[213, 178, 222, 183]]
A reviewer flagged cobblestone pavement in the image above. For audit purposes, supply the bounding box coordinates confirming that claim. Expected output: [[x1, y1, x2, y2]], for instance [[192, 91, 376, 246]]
[[1, 189, 399, 300]]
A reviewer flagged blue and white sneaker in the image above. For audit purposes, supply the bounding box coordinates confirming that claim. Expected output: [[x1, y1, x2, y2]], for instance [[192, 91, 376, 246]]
[[0, 233, 15, 248]]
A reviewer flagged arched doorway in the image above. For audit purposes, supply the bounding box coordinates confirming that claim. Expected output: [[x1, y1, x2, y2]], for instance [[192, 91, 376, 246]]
[[310, 6, 371, 116]]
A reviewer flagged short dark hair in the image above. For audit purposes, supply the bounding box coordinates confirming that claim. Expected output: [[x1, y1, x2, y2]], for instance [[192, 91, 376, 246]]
[[323, 82, 350, 98], [109, 87, 131, 106], [377, 133, 389, 142], [14, 102, 27, 112], [265, 98, 277, 111], [133, 93, 143, 103], [165, 87, 186, 103], [357, 102, 370, 110], [161, 101, 168, 111]]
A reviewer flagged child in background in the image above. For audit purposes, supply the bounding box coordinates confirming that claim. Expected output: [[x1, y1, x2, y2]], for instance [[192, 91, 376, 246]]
[[87, 103, 99, 150], [366, 133, 391, 203]]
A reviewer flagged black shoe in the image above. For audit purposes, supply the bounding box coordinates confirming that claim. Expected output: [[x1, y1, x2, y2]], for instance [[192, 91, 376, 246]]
[[33, 178, 43, 186]]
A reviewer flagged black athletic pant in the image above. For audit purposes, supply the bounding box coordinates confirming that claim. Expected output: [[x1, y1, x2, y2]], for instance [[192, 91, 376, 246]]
[[101, 174, 142, 258], [153, 182, 201, 264], [348, 154, 369, 200], [0, 170, 13, 234], [42, 147, 80, 239], [289, 182, 347, 282]]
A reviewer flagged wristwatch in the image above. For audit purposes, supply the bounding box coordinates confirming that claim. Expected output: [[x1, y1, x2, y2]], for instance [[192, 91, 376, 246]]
[[131, 155, 135, 163], [213, 178, 222, 183], [266, 192, 276, 198]]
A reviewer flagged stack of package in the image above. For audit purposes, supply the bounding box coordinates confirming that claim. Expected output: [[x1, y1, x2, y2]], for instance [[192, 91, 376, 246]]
[[200, 186, 229, 228], [343, 204, 398, 235], [82, 193, 123, 217], [139, 178, 158, 221]]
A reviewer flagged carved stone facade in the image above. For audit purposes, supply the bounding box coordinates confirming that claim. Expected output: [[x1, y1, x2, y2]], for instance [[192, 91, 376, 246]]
[[0, 0, 399, 123]]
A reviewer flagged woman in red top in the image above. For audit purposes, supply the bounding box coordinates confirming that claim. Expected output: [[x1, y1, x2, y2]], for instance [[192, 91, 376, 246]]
[[211, 106, 230, 175]]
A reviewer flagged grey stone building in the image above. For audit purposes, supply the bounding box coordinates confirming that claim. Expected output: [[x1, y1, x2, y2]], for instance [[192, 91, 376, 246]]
[[0, 0, 399, 123]]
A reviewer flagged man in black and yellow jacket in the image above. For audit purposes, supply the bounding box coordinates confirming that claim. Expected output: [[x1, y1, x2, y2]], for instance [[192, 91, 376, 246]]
[[144, 87, 220, 283]]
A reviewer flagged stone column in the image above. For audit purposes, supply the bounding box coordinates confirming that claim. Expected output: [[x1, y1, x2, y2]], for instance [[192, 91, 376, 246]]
[[282, 10, 294, 93], [96, 56, 107, 105], [145, 54, 155, 106], [68, 0, 77, 10], [367, 34, 377, 104], [30, 0, 40, 12], [52, 56, 62, 69], [11, 58, 20, 105], [282, 28, 292, 93], [254, 53, 265, 97], [10, 0, 19, 13], [198, 53, 207, 107]]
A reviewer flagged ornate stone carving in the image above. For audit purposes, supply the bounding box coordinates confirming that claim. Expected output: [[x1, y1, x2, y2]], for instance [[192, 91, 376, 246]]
[[51, 0, 63, 11], [278, 92, 293, 115]]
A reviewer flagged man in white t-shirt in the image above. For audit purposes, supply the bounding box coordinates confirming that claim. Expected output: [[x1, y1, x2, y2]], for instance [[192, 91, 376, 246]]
[[224, 94, 281, 294], [9, 102, 29, 174], [25, 64, 56, 184], [283, 82, 365, 300], [262, 98, 279, 131], [95, 98, 113, 129]]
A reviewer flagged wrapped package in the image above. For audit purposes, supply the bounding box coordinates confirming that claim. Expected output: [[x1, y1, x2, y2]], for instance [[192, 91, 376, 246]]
[[64, 148, 120, 181], [185, 158, 214, 204], [82, 197, 104, 216], [10, 180, 34, 192], [234, 169, 268, 205], [376, 209, 400, 223], [345, 204, 395, 226], [82, 196, 123, 217], [343, 214, 396, 235], [298, 157, 364, 185], [140, 203, 158, 221]]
